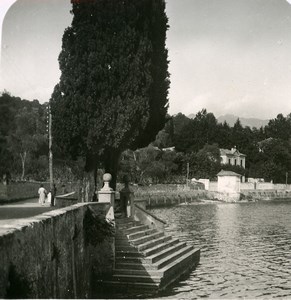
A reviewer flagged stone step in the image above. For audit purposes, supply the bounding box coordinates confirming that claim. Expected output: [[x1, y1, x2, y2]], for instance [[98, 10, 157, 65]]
[[114, 247, 199, 278], [153, 245, 194, 270], [137, 235, 172, 252], [131, 231, 164, 246], [115, 228, 157, 241], [115, 242, 187, 265], [115, 256, 145, 264], [159, 248, 200, 289], [115, 245, 139, 252], [121, 225, 149, 235], [112, 274, 161, 284], [127, 228, 157, 240], [116, 250, 143, 258], [116, 238, 180, 258], [115, 217, 134, 224], [104, 217, 201, 294], [99, 280, 159, 291], [145, 241, 187, 264], [115, 262, 155, 271], [142, 238, 180, 257], [113, 268, 163, 277], [116, 221, 141, 230]]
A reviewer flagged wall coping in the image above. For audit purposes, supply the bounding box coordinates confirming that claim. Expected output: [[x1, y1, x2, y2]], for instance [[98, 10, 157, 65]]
[[135, 203, 166, 225], [0, 202, 108, 238]]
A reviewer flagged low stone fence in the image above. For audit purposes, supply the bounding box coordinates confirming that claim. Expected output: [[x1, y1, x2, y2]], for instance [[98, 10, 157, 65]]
[[0, 181, 79, 203], [55, 192, 79, 208], [135, 190, 218, 208], [240, 190, 291, 201], [0, 202, 114, 299], [240, 182, 291, 190]]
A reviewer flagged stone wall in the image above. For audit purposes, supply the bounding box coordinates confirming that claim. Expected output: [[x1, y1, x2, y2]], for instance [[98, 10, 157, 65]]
[[0, 181, 79, 203], [240, 190, 291, 201], [55, 193, 79, 208], [0, 202, 114, 299], [135, 190, 218, 208]]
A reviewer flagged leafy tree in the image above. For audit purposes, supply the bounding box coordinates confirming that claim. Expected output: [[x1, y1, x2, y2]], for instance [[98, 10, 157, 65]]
[[265, 113, 291, 141], [189, 143, 221, 180], [51, 0, 169, 192], [174, 118, 196, 152], [7, 108, 45, 180], [174, 109, 218, 153], [152, 117, 173, 149], [216, 121, 231, 149], [0, 92, 48, 181]]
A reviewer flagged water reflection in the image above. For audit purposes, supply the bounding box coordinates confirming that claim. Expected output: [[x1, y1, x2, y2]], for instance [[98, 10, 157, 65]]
[[151, 201, 291, 299]]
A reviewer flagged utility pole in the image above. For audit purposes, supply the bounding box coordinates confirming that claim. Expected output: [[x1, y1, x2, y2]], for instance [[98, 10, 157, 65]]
[[48, 104, 53, 191], [186, 162, 189, 187]]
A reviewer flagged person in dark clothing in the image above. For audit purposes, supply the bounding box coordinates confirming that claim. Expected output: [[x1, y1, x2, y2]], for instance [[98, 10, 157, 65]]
[[51, 183, 57, 207]]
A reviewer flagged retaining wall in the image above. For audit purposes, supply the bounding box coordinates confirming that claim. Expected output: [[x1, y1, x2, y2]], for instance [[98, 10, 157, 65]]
[[0, 182, 79, 203], [134, 185, 291, 207], [240, 190, 291, 201], [0, 202, 114, 299], [135, 190, 218, 208], [240, 183, 291, 190]]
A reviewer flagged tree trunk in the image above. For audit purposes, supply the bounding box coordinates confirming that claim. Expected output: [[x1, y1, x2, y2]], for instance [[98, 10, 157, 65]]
[[104, 149, 121, 191], [80, 171, 95, 202], [93, 163, 98, 201], [20, 151, 27, 181]]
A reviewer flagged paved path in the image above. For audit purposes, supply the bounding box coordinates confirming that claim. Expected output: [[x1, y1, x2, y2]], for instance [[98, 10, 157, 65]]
[[0, 198, 55, 227]]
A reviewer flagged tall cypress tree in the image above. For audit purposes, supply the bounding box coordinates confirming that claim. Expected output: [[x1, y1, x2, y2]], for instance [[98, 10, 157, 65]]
[[51, 0, 169, 190]]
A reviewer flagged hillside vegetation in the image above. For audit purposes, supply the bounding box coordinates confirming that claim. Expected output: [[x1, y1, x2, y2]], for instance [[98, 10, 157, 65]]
[[1, 93, 291, 185]]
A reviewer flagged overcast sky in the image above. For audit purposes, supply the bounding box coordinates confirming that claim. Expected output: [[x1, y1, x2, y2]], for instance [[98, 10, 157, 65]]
[[1, 0, 291, 119]]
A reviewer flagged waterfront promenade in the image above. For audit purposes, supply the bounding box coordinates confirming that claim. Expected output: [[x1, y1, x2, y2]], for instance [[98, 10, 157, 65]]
[[0, 198, 54, 227]]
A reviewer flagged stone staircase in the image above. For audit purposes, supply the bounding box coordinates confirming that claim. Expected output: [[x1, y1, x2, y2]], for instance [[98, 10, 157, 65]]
[[101, 217, 200, 293]]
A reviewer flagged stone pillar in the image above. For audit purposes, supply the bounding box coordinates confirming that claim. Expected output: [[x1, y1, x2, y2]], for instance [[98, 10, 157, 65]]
[[98, 173, 115, 219], [120, 177, 134, 218]]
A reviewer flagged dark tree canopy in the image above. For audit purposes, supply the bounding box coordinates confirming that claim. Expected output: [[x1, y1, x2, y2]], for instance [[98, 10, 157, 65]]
[[51, 0, 169, 179]]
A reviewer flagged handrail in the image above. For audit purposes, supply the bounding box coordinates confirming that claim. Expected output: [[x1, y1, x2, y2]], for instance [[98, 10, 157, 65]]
[[135, 203, 166, 225]]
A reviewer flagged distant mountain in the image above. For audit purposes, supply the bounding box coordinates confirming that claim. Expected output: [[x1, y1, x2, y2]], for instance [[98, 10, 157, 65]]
[[217, 114, 269, 128]]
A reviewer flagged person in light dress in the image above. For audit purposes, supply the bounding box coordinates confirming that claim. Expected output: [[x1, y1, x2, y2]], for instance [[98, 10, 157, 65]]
[[38, 184, 47, 206]]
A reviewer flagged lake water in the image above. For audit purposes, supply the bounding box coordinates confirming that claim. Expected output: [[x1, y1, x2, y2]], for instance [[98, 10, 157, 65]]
[[150, 200, 291, 299]]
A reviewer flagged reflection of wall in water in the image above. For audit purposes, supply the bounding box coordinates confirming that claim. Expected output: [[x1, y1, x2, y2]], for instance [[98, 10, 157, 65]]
[[216, 204, 241, 260]]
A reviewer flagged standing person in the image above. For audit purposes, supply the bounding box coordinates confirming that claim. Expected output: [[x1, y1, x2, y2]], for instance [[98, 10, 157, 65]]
[[47, 190, 52, 205], [38, 184, 47, 206], [51, 183, 57, 207]]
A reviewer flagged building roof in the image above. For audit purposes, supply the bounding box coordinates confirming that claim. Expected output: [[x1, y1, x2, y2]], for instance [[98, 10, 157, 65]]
[[220, 147, 246, 157], [217, 170, 241, 177]]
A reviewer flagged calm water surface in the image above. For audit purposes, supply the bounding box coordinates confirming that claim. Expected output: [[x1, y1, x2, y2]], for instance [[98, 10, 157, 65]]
[[150, 200, 291, 299]]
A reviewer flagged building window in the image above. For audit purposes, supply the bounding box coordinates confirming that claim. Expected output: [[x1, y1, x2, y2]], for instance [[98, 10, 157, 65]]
[[234, 159, 237, 166], [228, 159, 231, 164], [240, 160, 243, 167]]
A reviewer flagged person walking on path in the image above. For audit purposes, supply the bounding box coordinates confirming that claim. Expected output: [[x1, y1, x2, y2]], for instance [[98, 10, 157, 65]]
[[51, 183, 57, 207], [38, 184, 47, 206]]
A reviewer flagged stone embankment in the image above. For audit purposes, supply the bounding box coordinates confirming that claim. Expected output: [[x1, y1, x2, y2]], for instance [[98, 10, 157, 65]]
[[133, 184, 291, 207], [0, 202, 114, 299], [240, 189, 291, 201]]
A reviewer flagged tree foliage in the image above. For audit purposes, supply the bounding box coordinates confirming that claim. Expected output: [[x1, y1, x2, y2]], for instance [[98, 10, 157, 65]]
[[122, 110, 291, 184], [0, 92, 49, 180], [50, 0, 169, 188]]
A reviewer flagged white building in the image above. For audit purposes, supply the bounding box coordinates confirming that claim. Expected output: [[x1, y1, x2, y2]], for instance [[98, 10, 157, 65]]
[[217, 170, 241, 193], [220, 147, 246, 168]]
